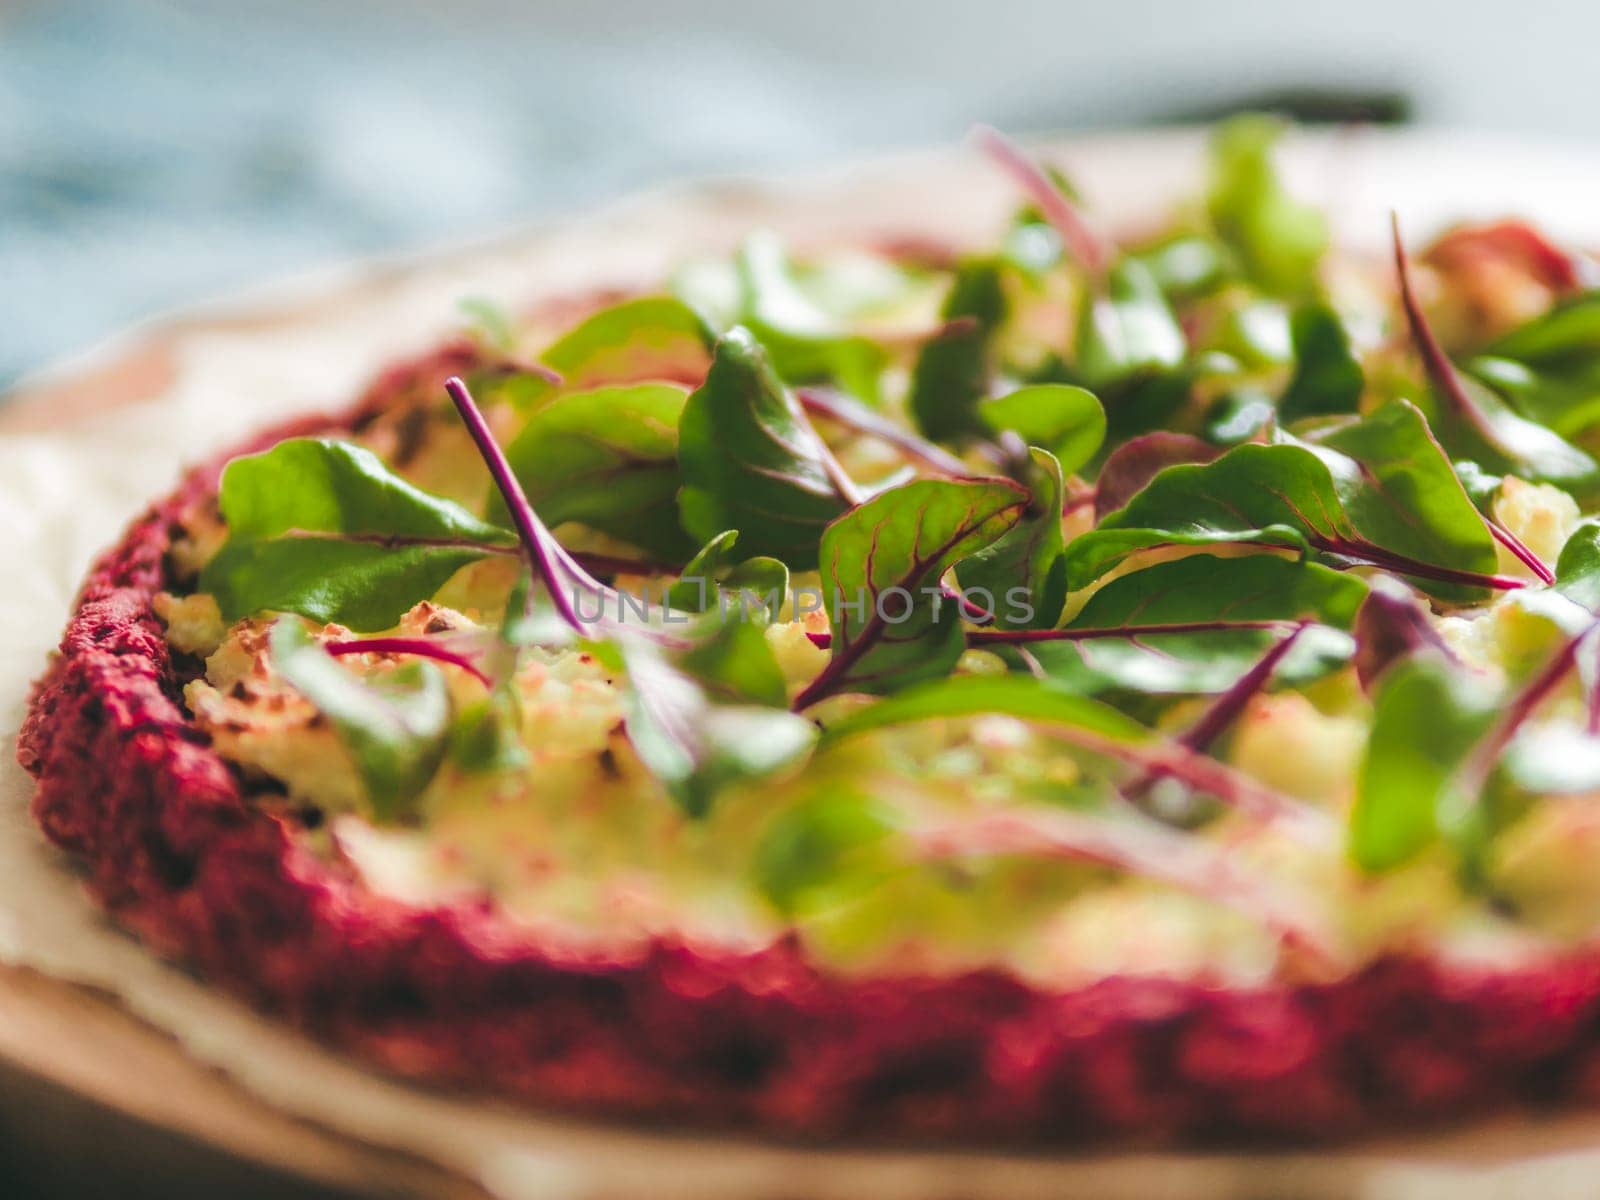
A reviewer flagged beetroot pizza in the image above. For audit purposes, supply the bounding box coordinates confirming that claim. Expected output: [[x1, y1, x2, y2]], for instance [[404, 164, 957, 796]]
[[19, 120, 1600, 1145]]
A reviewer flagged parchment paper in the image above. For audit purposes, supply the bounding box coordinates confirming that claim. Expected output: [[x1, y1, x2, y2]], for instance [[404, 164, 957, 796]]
[[8, 130, 1600, 1200]]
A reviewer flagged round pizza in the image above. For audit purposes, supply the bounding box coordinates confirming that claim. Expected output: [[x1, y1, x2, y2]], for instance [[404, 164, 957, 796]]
[[19, 119, 1600, 1146]]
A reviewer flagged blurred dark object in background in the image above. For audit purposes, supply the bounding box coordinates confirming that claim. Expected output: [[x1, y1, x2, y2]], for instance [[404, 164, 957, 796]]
[[1165, 88, 1411, 127], [1, 0, 1593, 389]]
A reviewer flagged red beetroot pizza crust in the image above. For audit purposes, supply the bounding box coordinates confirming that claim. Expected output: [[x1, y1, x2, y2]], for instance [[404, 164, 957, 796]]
[[18, 343, 1600, 1148]]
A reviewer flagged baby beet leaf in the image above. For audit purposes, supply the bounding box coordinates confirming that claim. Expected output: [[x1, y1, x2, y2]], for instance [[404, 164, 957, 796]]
[[1207, 114, 1328, 297], [1074, 258, 1186, 392], [495, 383, 695, 558], [619, 638, 817, 818], [216, 437, 511, 545], [795, 477, 1029, 708], [678, 615, 790, 708], [1279, 303, 1364, 422], [270, 620, 453, 823], [734, 232, 888, 404], [978, 384, 1106, 476], [1351, 576, 1456, 693], [909, 257, 1009, 443], [1394, 218, 1600, 498], [202, 438, 514, 629], [678, 327, 853, 568], [1349, 654, 1498, 873], [957, 448, 1069, 631], [1070, 403, 1512, 600], [1474, 293, 1600, 438], [1555, 520, 1600, 612], [665, 531, 789, 620], [1093, 432, 1220, 522], [971, 125, 1112, 278], [506, 296, 712, 408], [1038, 554, 1362, 695]]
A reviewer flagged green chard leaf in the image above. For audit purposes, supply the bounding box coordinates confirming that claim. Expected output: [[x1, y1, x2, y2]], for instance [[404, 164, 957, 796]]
[[909, 257, 1009, 442], [978, 383, 1106, 475], [1033, 554, 1363, 695], [202, 438, 513, 630], [494, 383, 695, 558], [619, 638, 816, 817], [956, 448, 1069, 630], [1067, 402, 1503, 601], [1279, 303, 1364, 422], [677, 327, 852, 568], [1349, 653, 1498, 872], [270, 620, 453, 822], [1206, 114, 1328, 297], [796, 477, 1029, 706], [734, 232, 888, 402]]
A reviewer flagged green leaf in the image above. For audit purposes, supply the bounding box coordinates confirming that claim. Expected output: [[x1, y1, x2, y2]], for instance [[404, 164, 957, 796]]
[[1127, 233, 1229, 300], [821, 672, 1149, 748], [1489, 292, 1600, 362], [202, 438, 511, 628], [447, 691, 528, 774], [978, 384, 1106, 475], [620, 639, 817, 817], [1069, 402, 1500, 601], [1207, 114, 1328, 296], [804, 478, 1028, 701], [1429, 369, 1600, 498], [270, 620, 453, 822], [1350, 654, 1497, 872], [678, 616, 790, 708], [677, 328, 852, 568], [957, 448, 1069, 630], [203, 540, 492, 633], [1556, 520, 1600, 612], [735, 233, 888, 402], [665, 530, 789, 619], [908, 257, 1009, 442], [1035, 554, 1363, 694], [1074, 258, 1186, 391], [1279, 303, 1364, 422], [515, 296, 712, 406], [752, 788, 898, 916], [1467, 356, 1600, 442], [495, 383, 694, 557]]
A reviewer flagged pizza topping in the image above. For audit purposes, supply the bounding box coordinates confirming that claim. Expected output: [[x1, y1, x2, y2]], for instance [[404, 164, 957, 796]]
[[159, 117, 1600, 986]]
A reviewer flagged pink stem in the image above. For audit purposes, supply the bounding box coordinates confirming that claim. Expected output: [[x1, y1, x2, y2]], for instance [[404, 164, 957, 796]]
[[1125, 624, 1307, 803], [1459, 628, 1591, 797], [797, 387, 972, 477], [804, 618, 1298, 651], [1391, 207, 1555, 583], [444, 376, 600, 633], [327, 637, 491, 687], [971, 124, 1113, 279], [1486, 518, 1557, 584]]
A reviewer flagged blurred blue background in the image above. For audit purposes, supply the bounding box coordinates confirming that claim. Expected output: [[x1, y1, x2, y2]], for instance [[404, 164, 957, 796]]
[[3, 0, 1596, 388]]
